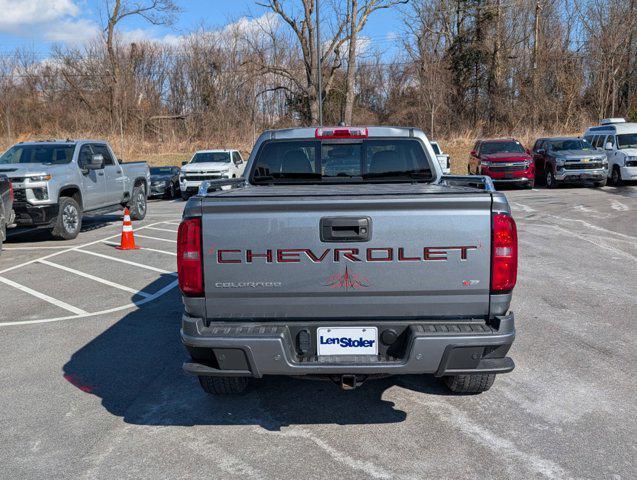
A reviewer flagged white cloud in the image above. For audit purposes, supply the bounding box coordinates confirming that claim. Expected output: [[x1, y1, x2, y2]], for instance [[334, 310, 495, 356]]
[[0, 0, 79, 31], [44, 18, 100, 45]]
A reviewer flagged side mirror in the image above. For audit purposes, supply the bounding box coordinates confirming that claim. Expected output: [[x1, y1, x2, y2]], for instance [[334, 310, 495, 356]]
[[86, 154, 104, 170], [605, 142, 613, 150], [470, 150, 476, 157], [182, 161, 188, 166]]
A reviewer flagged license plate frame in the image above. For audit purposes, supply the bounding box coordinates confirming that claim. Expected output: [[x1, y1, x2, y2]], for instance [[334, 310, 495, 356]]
[[317, 327, 378, 356]]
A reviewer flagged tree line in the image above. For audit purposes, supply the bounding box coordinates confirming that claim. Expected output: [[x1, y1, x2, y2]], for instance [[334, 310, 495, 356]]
[[0, 0, 635, 152]]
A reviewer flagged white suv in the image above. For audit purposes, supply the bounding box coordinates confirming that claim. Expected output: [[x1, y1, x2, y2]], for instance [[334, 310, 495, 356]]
[[179, 150, 245, 200], [584, 119, 637, 185]]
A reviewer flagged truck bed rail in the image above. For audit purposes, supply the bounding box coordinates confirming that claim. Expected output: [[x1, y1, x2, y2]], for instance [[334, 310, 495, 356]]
[[439, 175, 495, 191]]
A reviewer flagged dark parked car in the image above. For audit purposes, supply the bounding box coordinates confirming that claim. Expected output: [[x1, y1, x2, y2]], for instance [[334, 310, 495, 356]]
[[468, 138, 535, 188], [149, 166, 180, 199], [532, 137, 608, 188], [0, 174, 14, 251]]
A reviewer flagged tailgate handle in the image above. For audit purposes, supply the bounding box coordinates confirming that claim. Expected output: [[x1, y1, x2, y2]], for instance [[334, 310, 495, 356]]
[[320, 217, 371, 242]]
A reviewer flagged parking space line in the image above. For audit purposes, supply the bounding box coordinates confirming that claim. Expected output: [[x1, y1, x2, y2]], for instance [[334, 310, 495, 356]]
[[144, 226, 178, 233], [0, 276, 87, 315], [74, 249, 177, 275], [0, 221, 170, 276], [0, 280, 178, 327], [163, 222, 181, 226], [3, 246, 73, 251], [37, 260, 152, 298], [135, 234, 177, 243], [102, 241, 176, 256]]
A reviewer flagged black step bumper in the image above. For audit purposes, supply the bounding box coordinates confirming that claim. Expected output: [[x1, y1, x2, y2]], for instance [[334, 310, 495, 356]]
[[181, 313, 515, 378]]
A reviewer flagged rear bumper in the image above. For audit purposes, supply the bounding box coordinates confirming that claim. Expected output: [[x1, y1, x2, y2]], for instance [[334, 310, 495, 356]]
[[181, 313, 515, 378], [13, 202, 58, 226]]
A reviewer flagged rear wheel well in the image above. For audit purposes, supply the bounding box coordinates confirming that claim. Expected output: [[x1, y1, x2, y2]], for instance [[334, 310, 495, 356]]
[[58, 187, 82, 209]]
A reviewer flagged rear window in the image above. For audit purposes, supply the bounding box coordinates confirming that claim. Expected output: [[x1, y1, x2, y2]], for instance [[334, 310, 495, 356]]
[[251, 139, 433, 184]]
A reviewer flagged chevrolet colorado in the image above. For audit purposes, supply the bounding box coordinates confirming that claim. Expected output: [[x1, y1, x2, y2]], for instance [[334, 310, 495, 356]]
[[178, 126, 518, 395], [0, 140, 149, 240]]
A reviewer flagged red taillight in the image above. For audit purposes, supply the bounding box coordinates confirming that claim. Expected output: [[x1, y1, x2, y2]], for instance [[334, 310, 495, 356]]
[[177, 217, 203, 296], [315, 126, 368, 139], [491, 213, 518, 293]]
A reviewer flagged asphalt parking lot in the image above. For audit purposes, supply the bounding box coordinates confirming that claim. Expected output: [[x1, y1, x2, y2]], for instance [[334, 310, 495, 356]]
[[1, 187, 635, 480]]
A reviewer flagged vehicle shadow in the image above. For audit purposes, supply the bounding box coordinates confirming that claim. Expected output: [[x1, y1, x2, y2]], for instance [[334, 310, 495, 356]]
[[6, 214, 121, 243], [63, 276, 451, 431]]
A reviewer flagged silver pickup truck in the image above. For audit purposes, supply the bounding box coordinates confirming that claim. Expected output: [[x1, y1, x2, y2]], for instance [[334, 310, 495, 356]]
[[0, 140, 150, 240], [178, 126, 518, 395]]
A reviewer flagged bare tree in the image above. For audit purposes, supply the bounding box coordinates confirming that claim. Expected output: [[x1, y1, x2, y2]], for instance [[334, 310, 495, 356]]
[[103, 0, 179, 135], [343, 0, 407, 125], [257, 0, 352, 123]]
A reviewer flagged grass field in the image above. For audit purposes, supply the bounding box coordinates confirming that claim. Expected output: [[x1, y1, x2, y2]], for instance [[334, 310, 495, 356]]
[[1, 129, 580, 174]]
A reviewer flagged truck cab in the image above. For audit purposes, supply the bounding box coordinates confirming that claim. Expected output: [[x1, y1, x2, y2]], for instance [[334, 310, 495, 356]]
[[584, 118, 637, 185]]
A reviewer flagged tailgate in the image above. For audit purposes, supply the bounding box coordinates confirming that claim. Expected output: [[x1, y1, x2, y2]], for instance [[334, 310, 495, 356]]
[[202, 193, 492, 319]]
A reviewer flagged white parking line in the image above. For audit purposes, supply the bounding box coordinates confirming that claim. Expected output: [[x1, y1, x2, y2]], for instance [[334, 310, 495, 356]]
[[0, 221, 166, 276], [2, 246, 73, 251], [0, 276, 88, 315], [37, 260, 151, 298], [102, 241, 176, 256], [0, 279, 179, 327], [75, 249, 177, 275], [163, 221, 181, 226], [135, 234, 177, 243], [144, 226, 178, 233]]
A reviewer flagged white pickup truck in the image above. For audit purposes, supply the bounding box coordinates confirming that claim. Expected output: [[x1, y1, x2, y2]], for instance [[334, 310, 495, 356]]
[[431, 141, 451, 174], [179, 150, 245, 200], [0, 140, 149, 240]]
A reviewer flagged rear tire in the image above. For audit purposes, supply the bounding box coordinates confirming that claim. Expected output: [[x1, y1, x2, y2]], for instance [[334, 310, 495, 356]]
[[51, 196, 82, 240], [128, 184, 147, 221], [443, 373, 496, 394], [198, 376, 249, 395]]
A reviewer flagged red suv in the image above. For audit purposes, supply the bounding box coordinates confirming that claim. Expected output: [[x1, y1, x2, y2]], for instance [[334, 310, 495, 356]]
[[468, 139, 535, 188]]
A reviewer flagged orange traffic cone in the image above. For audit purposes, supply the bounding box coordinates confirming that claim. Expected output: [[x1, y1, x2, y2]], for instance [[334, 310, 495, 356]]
[[116, 208, 139, 250]]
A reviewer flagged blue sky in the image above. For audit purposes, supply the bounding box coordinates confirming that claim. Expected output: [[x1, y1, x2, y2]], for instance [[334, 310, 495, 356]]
[[0, 0, 405, 57]]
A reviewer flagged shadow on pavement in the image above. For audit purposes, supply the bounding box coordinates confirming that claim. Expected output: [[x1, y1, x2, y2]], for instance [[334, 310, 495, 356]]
[[63, 276, 451, 431], [7, 214, 122, 243]]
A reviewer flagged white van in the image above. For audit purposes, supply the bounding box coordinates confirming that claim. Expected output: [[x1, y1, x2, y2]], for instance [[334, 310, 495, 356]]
[[584, 118, 637, 185]]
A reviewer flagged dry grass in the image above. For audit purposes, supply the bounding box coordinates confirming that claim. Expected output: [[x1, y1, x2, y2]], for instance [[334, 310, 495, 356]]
[[1, 128, 582, 171]]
